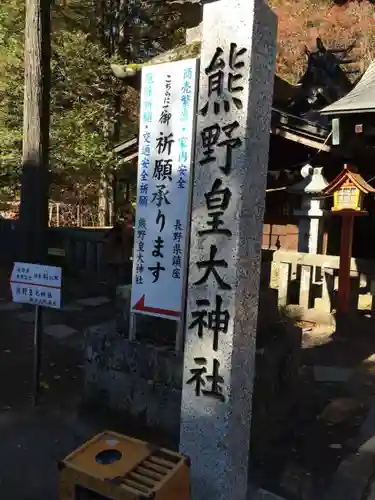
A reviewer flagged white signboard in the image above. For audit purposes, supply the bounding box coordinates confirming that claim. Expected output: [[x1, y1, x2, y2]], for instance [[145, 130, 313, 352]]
[[10, 262, 62, 309], [131, 58, 198, 320]]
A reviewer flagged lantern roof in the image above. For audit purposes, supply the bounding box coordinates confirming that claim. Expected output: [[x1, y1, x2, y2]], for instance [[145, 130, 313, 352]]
[[323, 164, 375, 195]]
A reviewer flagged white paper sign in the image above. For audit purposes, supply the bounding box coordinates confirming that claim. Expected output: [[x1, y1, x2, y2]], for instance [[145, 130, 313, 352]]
[[131, 58, 198, 320], [10, 262, 62, 309]]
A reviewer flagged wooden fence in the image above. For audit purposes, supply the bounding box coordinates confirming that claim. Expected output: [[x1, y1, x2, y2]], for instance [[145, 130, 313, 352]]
[[0, 220, 109, 277], [0, 219, 17, 263], [48, 226, 108, 277]]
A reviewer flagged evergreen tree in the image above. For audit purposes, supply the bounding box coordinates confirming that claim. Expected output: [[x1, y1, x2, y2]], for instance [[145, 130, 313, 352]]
[[0, 0, 185, 222]]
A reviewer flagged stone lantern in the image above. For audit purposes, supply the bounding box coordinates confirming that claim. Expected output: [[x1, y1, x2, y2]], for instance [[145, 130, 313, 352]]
[[289, 164, 328, 254]]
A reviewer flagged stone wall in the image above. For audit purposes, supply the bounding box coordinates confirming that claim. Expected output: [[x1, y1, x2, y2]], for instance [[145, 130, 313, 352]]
[[251, 289, 302, 462], [84, 322, 183, 437], [83, 286, 302, 462]]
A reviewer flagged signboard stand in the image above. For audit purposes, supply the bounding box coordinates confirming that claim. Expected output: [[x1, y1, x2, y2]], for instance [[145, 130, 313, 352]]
[[32, 305, 43, 406], [10, 262, 63, 405], [130, 58, 198, 348]]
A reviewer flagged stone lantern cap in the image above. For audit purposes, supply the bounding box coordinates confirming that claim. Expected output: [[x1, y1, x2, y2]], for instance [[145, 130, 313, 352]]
[[288, 165, 328, 195]]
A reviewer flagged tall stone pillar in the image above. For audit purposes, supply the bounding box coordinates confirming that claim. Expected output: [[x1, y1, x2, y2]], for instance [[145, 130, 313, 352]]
[[179, 1, 277, 499]]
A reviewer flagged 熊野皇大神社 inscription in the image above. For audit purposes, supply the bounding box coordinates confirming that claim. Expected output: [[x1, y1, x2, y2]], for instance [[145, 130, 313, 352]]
[[187, 41, 247, 403]]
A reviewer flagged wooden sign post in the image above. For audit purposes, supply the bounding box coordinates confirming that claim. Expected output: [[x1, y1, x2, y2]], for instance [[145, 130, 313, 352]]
[[337, 214, 355, 314]]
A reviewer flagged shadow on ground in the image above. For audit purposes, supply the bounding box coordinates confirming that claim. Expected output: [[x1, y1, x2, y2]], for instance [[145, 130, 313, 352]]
[[0, 403, 176, 500]]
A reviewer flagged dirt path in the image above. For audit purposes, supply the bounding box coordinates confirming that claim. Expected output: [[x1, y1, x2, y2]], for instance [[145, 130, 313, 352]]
[[261, 325, 375, 499]]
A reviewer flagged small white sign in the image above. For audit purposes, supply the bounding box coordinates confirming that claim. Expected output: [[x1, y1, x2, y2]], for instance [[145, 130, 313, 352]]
[[10, 262, 62, 309], [131, 58, 198, 320]]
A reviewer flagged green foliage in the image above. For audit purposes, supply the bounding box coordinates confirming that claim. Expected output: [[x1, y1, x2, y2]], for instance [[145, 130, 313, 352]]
[[0, 0, 23, 187], [0, 0, 187, 203]]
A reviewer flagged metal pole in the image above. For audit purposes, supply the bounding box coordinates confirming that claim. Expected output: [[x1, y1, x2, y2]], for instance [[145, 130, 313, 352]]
[[128, 312, 136, 341], [32, 305, 43, 406]]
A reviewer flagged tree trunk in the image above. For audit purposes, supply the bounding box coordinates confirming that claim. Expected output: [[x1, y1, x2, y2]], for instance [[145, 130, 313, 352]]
[[98, 171, 111, 226], [111, 91, 122, 224], [18, 0, 51, 263]]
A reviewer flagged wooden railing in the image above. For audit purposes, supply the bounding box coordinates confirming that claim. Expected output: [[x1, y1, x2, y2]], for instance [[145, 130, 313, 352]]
[[268, 250, 375, 319], [2, 216, 375, 318], [0, 221, 123, 278], [44, 234, 375, 319]]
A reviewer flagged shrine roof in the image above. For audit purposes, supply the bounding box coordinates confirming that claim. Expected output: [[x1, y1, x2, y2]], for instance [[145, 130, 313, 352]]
[[112, 37, 342, 160], [323, 164, 375, 195], [321, 60, 375, 116]]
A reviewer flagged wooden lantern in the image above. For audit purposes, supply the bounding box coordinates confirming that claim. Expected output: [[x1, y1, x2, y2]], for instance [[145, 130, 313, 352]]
[[323, 164, 375, 317], [333, 182, 362, 211], [325, 164, 374, 213]]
